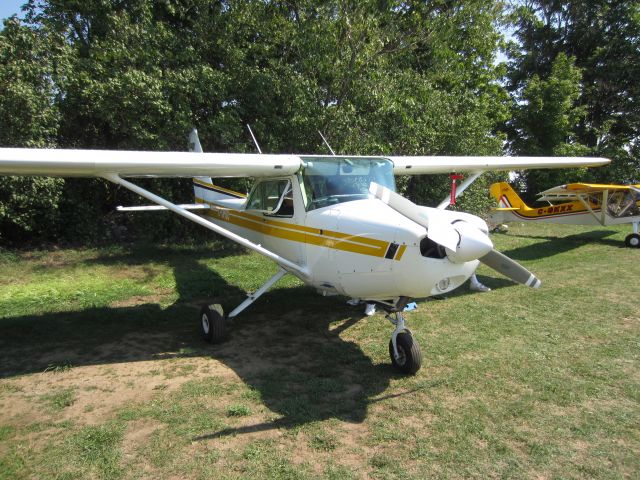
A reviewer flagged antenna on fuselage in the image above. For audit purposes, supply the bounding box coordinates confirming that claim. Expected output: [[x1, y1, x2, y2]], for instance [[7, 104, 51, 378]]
[[318, 130, 336, 156], [246, 124, 263, 154]]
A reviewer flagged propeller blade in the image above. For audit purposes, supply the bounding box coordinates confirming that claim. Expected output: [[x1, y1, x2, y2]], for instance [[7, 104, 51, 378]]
[[479, 250, 541, 288], [369, 182, 460, 251]]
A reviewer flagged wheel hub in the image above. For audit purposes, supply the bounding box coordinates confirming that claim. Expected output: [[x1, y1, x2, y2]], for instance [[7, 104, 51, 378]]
[[395, 345, 407, 365], [201, 314, 210, 334]]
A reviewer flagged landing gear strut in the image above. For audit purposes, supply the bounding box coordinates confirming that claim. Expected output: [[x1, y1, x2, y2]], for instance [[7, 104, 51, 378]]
[[384, 297, 422, 374], [200, 268, 288, 344]]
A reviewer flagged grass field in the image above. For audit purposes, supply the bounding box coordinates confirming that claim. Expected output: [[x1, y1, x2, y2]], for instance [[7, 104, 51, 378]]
[[0, 223, 638, 479]]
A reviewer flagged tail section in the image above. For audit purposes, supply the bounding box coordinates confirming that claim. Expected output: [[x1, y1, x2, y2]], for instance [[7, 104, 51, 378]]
[[489, 182, 533, 211], [488, 182, 534, 224], [189, 129, 247, 208]]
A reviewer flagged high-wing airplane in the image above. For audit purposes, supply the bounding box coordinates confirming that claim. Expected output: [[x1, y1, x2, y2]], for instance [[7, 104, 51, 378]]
[[0, 132, 610, 374], [489, 182, 640, 248]]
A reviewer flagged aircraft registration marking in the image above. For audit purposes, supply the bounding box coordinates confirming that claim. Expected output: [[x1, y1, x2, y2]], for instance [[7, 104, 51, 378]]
[[499, 195, 596, 220]]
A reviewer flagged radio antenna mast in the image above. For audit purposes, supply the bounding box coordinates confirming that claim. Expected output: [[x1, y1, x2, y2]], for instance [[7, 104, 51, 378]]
[[318, 130, 336, 156], [246, 124, 262, 154]]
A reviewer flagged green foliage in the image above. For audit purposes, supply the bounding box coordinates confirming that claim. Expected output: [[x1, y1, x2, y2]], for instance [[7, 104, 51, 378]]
[[1, 1, 637, 244], [507, 1, 640, 187], [0, 17, 67, 243], [509, 53, 590, 199]]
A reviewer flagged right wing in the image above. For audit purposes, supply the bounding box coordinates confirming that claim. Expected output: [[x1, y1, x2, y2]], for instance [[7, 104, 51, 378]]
[[389, 156, 610, 174]]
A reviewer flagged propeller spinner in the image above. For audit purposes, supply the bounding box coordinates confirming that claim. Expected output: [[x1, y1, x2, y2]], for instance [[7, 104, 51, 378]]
[[369, 183, 541, 289]]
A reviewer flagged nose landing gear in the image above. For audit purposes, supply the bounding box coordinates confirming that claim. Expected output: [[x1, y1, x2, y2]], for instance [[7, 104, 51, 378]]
[[384, 297, 422, 374]]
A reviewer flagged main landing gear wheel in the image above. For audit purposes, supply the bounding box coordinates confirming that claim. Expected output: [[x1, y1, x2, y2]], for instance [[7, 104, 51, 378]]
[[389, 332, 422, 375], [625, 233, 640, 248], [200, 304, 226, 343]]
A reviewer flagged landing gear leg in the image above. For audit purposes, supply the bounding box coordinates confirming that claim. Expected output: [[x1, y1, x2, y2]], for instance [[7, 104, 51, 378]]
[[385, 298, 422, 374], [200, 268, 288, 343]]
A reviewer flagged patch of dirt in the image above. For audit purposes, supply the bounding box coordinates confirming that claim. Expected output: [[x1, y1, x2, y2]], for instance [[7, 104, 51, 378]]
[[122, 418, 165, 460], [0, 354, 235, 429], [110, 292, 171, 308]]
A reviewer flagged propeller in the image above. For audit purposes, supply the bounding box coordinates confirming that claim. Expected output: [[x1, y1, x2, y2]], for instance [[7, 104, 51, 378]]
[[369, 183, 460, 251], [369, 182, 541, 288]]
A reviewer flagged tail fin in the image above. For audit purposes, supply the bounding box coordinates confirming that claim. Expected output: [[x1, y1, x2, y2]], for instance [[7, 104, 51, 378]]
[[189, 128, 203, 153], [489, 182, 532, 211], [189, 129, 246, 206]]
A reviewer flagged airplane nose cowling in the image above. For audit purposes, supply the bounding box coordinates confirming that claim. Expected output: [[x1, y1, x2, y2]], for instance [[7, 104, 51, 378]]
[[445, 221, 493, 263]]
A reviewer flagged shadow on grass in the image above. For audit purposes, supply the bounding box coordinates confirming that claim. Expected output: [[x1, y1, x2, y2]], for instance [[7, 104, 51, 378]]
[[0, 244, 403, 433], [495, 229, 622, 262]]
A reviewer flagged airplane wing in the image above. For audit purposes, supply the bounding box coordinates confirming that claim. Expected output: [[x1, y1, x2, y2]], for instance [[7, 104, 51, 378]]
[[0, 148, 301, 177], [0, 149, 610, 178], [389, 156, 610, 174], [539, 183, 640, 196]]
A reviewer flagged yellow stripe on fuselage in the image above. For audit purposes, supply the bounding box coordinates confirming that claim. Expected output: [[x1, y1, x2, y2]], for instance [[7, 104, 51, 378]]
[[394, 244, 407, 261], [196, 197, 403, 260]]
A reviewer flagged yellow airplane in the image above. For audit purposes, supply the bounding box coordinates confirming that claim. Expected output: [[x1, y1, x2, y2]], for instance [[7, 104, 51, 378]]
[[0, 131, 610, 374], [489, 182, 640, 248]]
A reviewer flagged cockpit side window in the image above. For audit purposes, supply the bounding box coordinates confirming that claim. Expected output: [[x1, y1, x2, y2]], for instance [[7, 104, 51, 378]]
[[607, 190, 640, 218], [246, 179, 294, 217], [300, 157, 395, 211]]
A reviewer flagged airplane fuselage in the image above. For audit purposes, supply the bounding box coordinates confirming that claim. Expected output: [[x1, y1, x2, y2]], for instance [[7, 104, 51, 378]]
[[194, 157, 481, 301]]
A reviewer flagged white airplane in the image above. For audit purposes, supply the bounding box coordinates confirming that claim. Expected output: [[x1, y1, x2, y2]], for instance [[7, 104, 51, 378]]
[[0, 132, 610, 374], [489, 182, 640, 248]]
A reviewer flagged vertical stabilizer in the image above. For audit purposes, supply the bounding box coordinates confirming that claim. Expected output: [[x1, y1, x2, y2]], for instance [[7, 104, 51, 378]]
[[489, 182, 531, 210], [488, 182, 533, 224], [189, 128, 203, 153], [189, 129, 247, 207]]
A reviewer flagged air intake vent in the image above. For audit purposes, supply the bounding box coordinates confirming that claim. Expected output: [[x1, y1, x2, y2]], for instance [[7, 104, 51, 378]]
[[420, 236, 447, 259]]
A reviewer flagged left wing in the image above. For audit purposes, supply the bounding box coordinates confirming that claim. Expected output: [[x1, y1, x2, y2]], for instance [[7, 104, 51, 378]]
[[0, 148, 301, 178]]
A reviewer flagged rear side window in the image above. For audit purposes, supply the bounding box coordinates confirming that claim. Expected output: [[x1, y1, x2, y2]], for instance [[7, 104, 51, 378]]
[[246, 179, 293, 216]]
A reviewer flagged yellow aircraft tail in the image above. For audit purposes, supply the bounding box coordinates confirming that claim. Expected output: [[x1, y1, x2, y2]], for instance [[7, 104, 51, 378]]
[[489, 182, 534, 212]]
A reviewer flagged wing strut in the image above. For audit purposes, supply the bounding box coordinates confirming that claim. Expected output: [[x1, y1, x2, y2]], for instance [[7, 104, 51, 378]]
[[436, 172, 483, 209], [101, 173, 309, 281], [228, 268, 287, 319]]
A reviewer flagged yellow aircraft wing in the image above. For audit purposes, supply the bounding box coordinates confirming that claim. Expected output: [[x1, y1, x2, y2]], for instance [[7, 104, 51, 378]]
[[540, 183, 640, 196]]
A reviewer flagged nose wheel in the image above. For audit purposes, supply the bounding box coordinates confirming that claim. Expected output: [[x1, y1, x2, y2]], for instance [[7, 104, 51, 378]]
[[386, 306, 422, 374], [389, 331, 422, 374]]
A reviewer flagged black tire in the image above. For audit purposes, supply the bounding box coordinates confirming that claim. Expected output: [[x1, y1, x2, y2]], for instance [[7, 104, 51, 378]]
[[200, 304, 226, 343], [624, 233, 640, 248], [389, 332, 422, 374]]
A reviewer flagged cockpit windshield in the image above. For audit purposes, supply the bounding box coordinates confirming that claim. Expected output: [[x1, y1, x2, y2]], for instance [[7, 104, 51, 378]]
[[300, 156, 395, 211]]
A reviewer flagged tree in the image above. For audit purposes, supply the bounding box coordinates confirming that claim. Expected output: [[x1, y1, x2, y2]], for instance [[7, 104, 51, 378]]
[[509, 53, 590, 198], [0, 17, 68, 243], [507, 1, 640, 186], [2, 0, 514, 244]]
